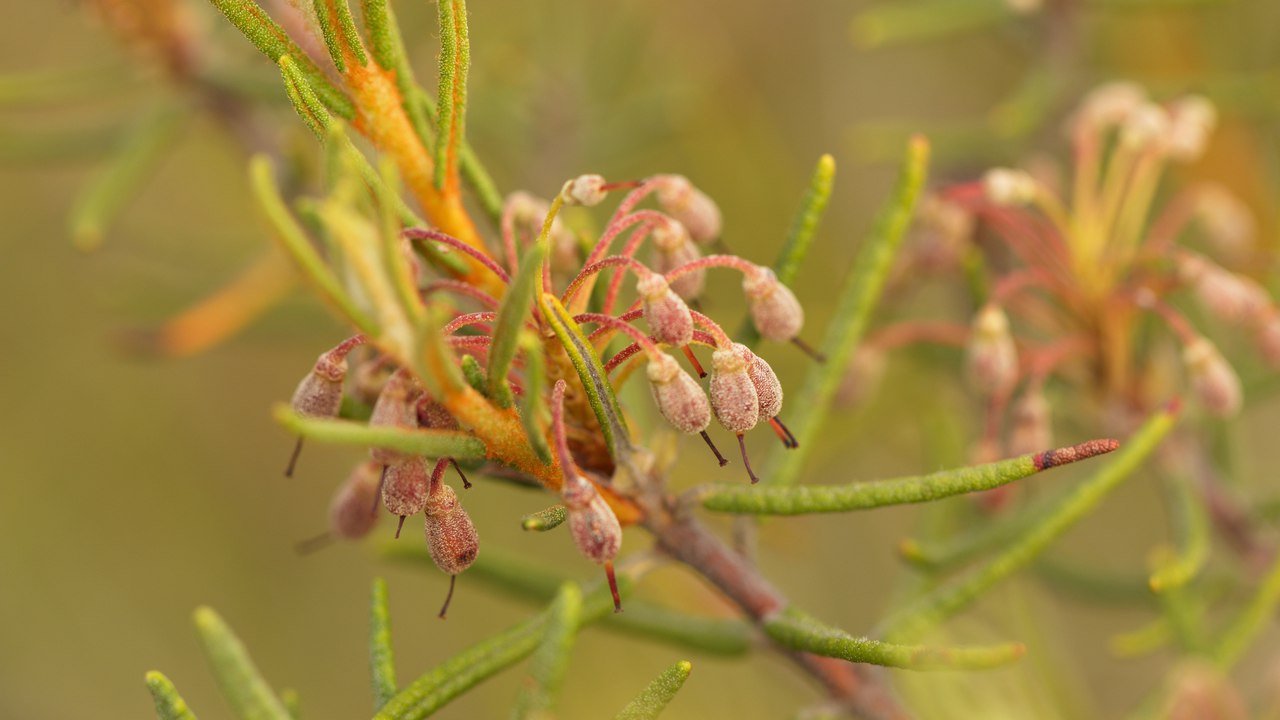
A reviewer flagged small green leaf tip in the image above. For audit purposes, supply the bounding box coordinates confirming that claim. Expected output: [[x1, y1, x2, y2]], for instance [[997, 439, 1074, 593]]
[[766, 608, 1023, 671], [522, 504, 568, 531], [192, 606, 292, 720], [615, 661, 693, 720], [369, 578, 397, 711], [763, 136, 928, 487], [273, 404, 487, 459], [433, 0, 470, 191], [145, 671, 199, 720], [512, 583, 583, 719], [1148, 474, 1210, 593], [539, 293, 630, 456]]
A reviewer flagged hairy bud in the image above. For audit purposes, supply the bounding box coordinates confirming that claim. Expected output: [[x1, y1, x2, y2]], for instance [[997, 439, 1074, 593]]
[[424, 482, 480, 576], [291, 351, 347, 419], [981, 168, 1037, 206], [906, 195, 974, 273], [381, 456, 432, 530], [652, 218, 705, 300], [368, 369, 422, 465], [328, 461, 382, 541], [966, 304, 1019, 398], [709, 348, 760, 434], [1071, 81, 1146, 137], [416, 396, 458, 430], [1195, 184, 1255, 263], [563, 174, 608, 206], [735, 343, 782, 419], [1183, 337, 1242, 417], [653, 174, 722, 243], [1177, 252, 1270, 325], [743, 267, 804, 343], [1009, 389, 1053, 456], [562, 473, 622, 565], [638, 273, 694, 346], [647, 352, 711, 434], [1166, 95, 1217, 162], [1120, 102, 1171, 152]]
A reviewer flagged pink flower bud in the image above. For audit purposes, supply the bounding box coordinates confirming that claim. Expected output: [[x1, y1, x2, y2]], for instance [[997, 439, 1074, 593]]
[[637, 273, 693, 346], [646, 352, 711, 434], [1184, 337, 1242, 417], [328, 461, 381, 540], [291, 351, 347, 418], [652, 218, 704, 300], [381, 456, 432, 531], [734, 343, 783, 420], [709, 348, 760, 434], [1008, 389, 1053, 456], [416, 396, 458, 430], [1072, 81, 1146, 137], [905, 195, 974, 273], [1195, 185, 1255, 263], [563, 174, 608, 206], [369, 369, 422, 465], [743, 267, 804, 343], [424, 482, 480, 576], [562, 473, 622, 567], [653, 174, 722, 243], [1177, 252, 1271, 325], [1256, 313, 1280, 368], [1120, 102, 1171, 152], [1166, 95, 1217, 162], [966, 304, 1019, 398], [981, 168, 1037, 206]]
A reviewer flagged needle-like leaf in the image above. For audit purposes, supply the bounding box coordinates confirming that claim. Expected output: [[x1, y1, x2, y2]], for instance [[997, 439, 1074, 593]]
[[145, 671, 200, 720], [192, 607, 292, 720], [614, 661, 693, 720]]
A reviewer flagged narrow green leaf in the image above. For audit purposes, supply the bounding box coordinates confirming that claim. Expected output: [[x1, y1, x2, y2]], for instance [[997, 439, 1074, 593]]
[[373, 158, 425, 325], [538, 293, 630, 457], [703, 438, 1117, 515], [361, 1, 436, 159], [192, 607, 292, 720], [69, 103, 185, 252], [370, 578, 397, 711], [273, 404, 486, 458], [312, 0, 348, 73], [145, 671, 200, 720], [1033, 557, 1156, 608], [851, 0, 1010, 50], [881, 405, 1179, 640], [416, 306, 469, 398], [460, 354, 488, 396], [373, 577, 628, 720], [279, 55, 333, 137], [207, 0, 354, 118], [409, 87, 504, 225], [517, 332, 553, 464], [767, 608, 1023, 670], [512, 584, 583, 719], [1214, 548, 1280, 670], [522, 504, 567, 532], [279, 689, 300, 719], [1148, 473, 1210, 592], [250, 156, 378, 334], [433, 0, 470, 190], [488, 244, 545, 407], [762, 136, 929, 487], [382, 545, 752, 657], [614, 661, 693, 720]]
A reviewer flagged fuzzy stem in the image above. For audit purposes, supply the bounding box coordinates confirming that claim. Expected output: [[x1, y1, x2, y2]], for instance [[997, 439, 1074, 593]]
[[403, 228, 510, 284]]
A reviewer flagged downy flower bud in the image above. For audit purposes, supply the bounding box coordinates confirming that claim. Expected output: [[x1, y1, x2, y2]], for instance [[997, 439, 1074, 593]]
[[653, 174, 722, 243], [966, 304, 1019, 398], [709, 348, 759, 434], [1196, 184, 1255, 263], [368, 369, 422, 465], [416, 396, 458, 430], [1166, 95, 1217, 162], [291, 351, 348, 419], [743, 266, 804, 343], [981, 168, 1037, 206], [1177, 252, 1270, 325], [1009, 389, 1053, 456], [1120, 102, 1172, 152], [424, 482, 480, 576], [652, 218, 705, 300], [906, 195, 974, 273], [563, 174, 608, 206], [381, 456, 432, 531], [735, 343, 782, 420], [1183, 337, 1242, 417], [1072, 81, 1146, 137], [647, 352, 711, 434], [561, 472, 623, 611], [637, 272, 693, 346], [328, 461, 382, 541]]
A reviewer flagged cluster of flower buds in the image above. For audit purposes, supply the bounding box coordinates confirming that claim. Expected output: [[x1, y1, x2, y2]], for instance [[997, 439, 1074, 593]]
[[965, 303, 1018, 399]]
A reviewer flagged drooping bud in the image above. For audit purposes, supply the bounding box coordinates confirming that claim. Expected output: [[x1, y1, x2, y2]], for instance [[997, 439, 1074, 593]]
[[981, 168, 1037, 206], [416, 396, 459, 430], [1120, 102, 1172, 152], [1008, 388, 1053, 456], [652, 218, 705, 300], [1195, 184, 1255, 263], [647, 352, 711, 434], [286, 346, 353, 476], [905, 194, 974, 273], [562, 472, 623, 611], [637, 272, 694, 346], [1165, 95, 1217, 162], [1183, 337, 1242, 417], [1071, 81, 1146, 137], [424, 476, 480, 618], [1256, 312, 1280, 368], [368, 369, 423, 465], [743, 266, 804, 343], [736, 343, 795, 449], [381, 456, 432, 537], [328, 461, 382, 540], [653, 174, 722, 243], [1176, 251, 1270, 325], [710, 348, 761, 483], [966, 304, 1019, 398], [563, 174, 608, 206]]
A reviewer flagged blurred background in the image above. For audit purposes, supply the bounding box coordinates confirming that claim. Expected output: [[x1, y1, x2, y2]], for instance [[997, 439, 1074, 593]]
[[3, 0, 1280, 717]]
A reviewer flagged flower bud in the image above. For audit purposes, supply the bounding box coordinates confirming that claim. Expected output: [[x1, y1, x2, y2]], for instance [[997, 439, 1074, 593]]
[[709, 348, 759, 434], [563, 174, 608, 206], [966, 304, 1019, 398], [653, 174, 722, 243], [734, 343, 783, 420], [562, 472, 624, 611], [1195, 184, 1255, 263], [381, 456, 432, 531], [652, 218, 705, 300], [328, 461, 381, 540], [905, 195, 974, 273], [416, 396, 458, 430], [647, 352, 711, 434], [981, 168, 1037, 206], [1177, 252, 1270, 325], [369, 369, 422, 465], [637, 272, 694, 346], [1165, 95, 1217, 162], [291, 351, 347, 419], [1183, 337, 1242, 417], [743, 267, 804, 343], [1071, 81, 1146, 137], [424, 482, 480, 577], [1120, 102, 1171, 152], [1009, 389, 1053, 456]]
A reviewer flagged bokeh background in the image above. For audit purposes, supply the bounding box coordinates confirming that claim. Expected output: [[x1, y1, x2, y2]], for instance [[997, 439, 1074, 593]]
[[3, 0, 1280, 718]]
